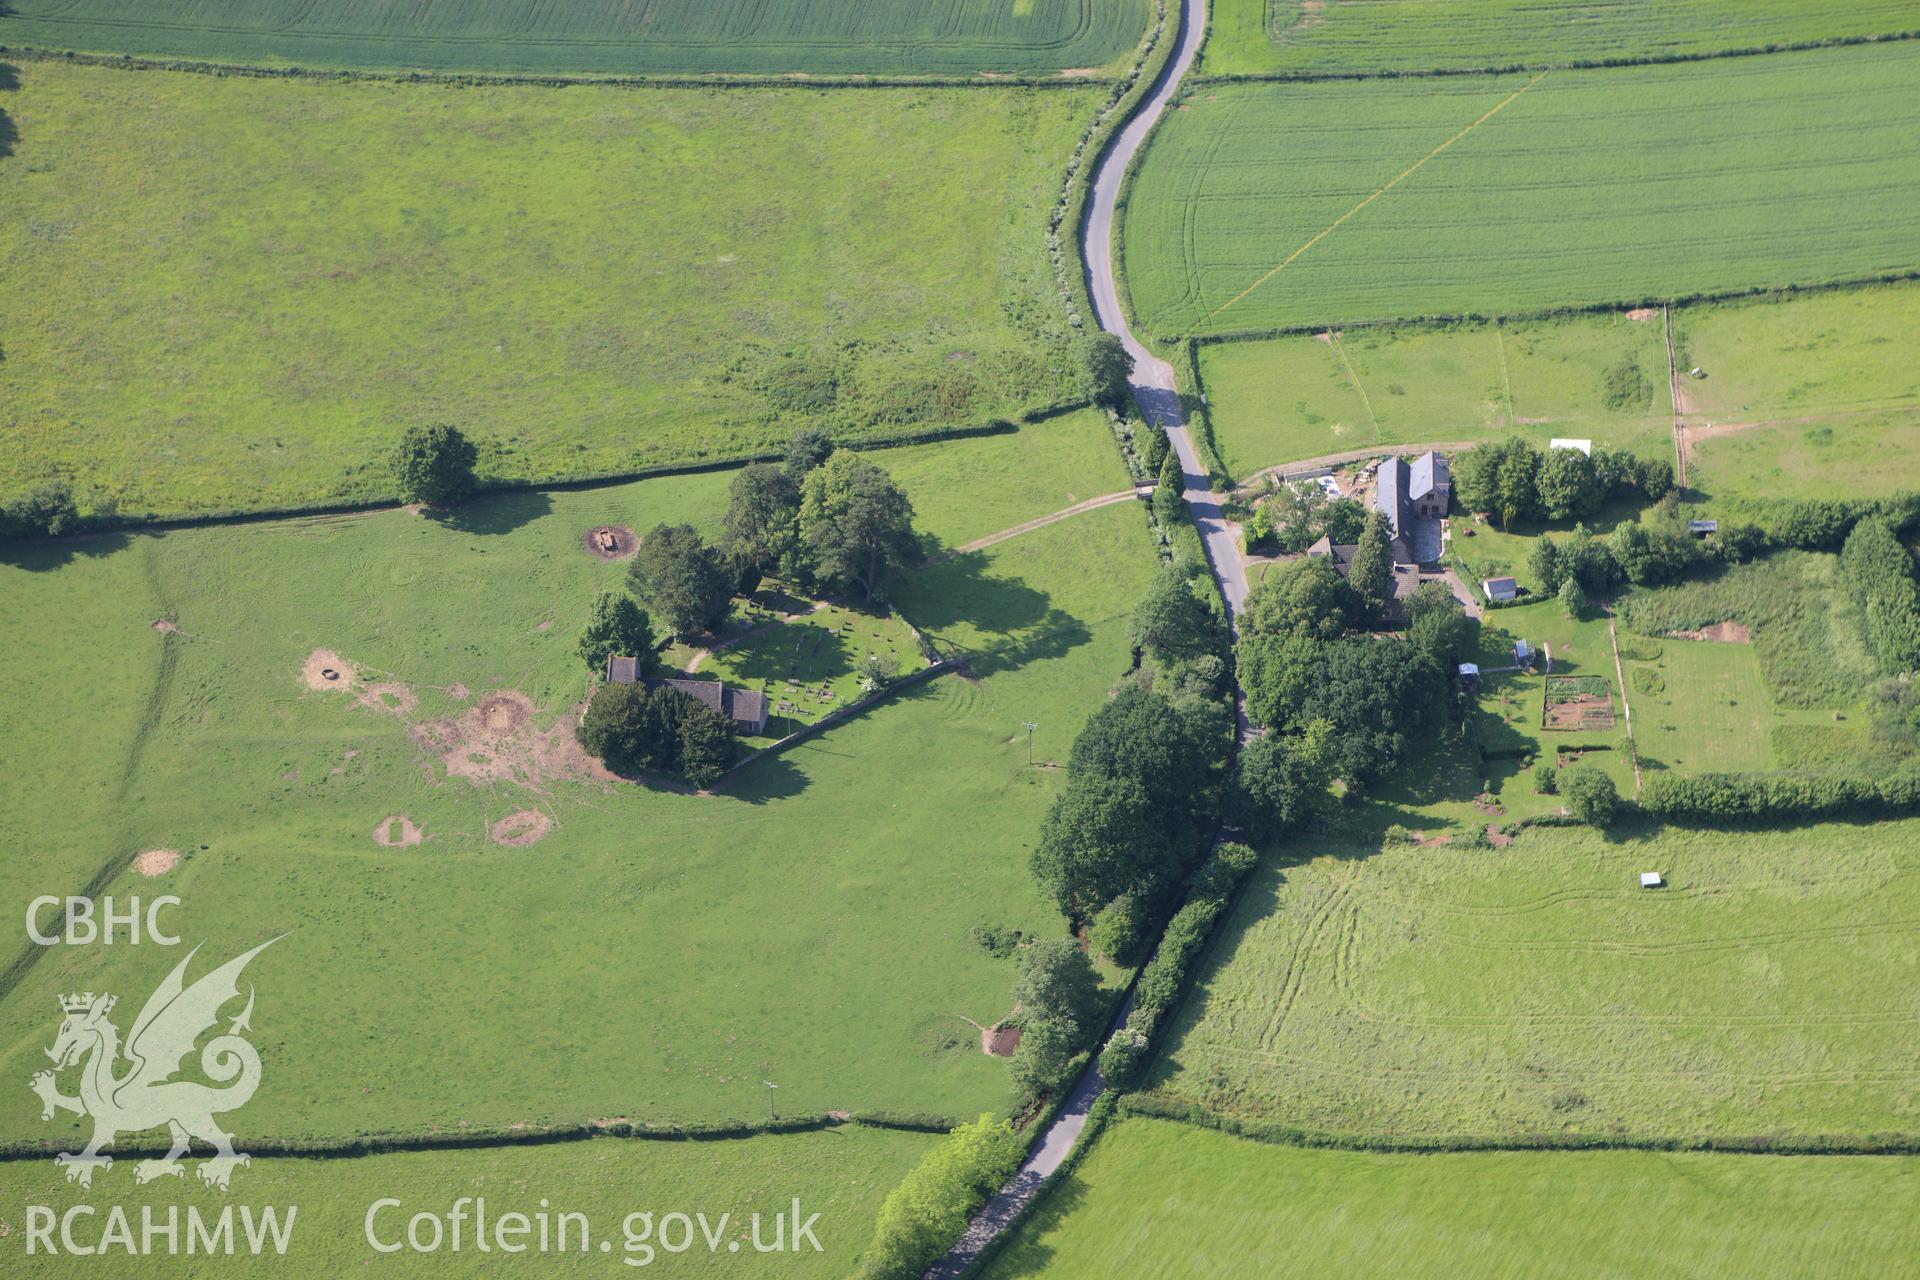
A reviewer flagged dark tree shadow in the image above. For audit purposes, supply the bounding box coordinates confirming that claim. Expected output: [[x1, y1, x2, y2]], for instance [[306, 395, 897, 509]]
[[978, 1174, 1093, 1278], [894, 550, 1090, 678], [711, 749, 807, 804], [0, 63, 16, 162], [0, 530, 132, 571], [723, 623, 852, 688], [427, 488, 552, 536]]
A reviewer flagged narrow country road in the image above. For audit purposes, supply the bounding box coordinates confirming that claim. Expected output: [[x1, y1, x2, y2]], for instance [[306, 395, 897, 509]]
[[922, 3, 1210, 1275], [1082, 0, 1245, 621]]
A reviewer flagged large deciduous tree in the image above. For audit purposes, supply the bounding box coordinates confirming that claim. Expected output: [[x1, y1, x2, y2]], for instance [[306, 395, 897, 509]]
[[1013, 939, 1102, 1038], [1561, 764, 1619, 827], [1535, 446, 1601, 521], [1029, 773, 1161, 923], [1348, 509, 1396, 622], [1128, 563, 1217, 666], [626, 523, 733, 640], [783, 428, 835, 481], [1077, 331, 1135, 409], [1233, 719, 1334, 842], [577, 592, 656, 673], [1242, 556, 1355, 641], [798, 451, 918, 598], [722, 462, 801, 576], [391, 422, 479, 507]]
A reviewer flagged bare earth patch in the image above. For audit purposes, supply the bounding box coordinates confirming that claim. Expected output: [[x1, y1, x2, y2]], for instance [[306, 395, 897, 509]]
[[372, 816, 424, 848], [447, 683, 470, 701], [302, 648, 356, 691], [490, 809, 553, 847], [151, 619, 178, 633], [1672, 621, 1751, 643], [1545, 693, 1615, 731], [412, 691, 613, 791], [983, 1024, 1022, 1057], [356, 681, 419, 717], [583, 525, 638, 561], [133, 849, 180, 877], [1625, 307, 1659, 322], [1486, 826, 1515, 848], [478, 692, 534, 734]]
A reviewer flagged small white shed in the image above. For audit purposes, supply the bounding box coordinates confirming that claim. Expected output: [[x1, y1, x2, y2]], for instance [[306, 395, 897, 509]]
[[1548, 437, 1593, 456], [1639, 871, 1665, 889]]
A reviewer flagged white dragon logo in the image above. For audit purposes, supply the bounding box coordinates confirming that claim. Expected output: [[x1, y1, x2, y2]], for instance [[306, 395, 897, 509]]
[[29, 939, 280, 1191]]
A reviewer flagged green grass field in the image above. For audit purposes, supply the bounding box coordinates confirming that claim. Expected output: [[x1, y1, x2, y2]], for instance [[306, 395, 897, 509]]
[[0, 1124, 935, 1276], [0, 423, 1155, 1143], [984, 1118, 1920, 1279], [0, 0, 1150, 77], [1200, 0, 1920, 78], [1627, 640, 1778, 774], [1125, 43, 1920, 337], [1674, 282, 1920, 501], [1143, 818, 1920, 1138], [0, 60, 1102, 518], [1618, 551, 1878, 713], [1197, 313, 1672, 477]]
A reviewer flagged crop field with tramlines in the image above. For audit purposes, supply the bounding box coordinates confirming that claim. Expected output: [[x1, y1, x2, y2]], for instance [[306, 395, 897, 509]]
[[984, 1119, 1920, 1280], [0, 0, 1152, 76], [1200, 0, 1920, 78], [0, 60, 1101, 519], [1142, 820, 1920, 1139], [1122, 42, 1920, 337]]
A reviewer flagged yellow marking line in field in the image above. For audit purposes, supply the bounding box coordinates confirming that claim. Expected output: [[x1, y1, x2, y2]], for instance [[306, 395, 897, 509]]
[[1203, 72, 1549, 323]]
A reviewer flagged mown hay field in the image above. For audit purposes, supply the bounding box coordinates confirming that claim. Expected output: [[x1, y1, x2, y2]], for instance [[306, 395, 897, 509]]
[[1123, 43, 1920, 337], [0, 0, 1151, 77], [0, 1124, 934, 1276], [1197, 311, 1672, 478], [984, 1118, 1920, 1280], [1143, 820, 1920, 1139], [0, 418, 1149, 1142], [1201, 0, 1920, 78], [0, 61, 1101, 518]]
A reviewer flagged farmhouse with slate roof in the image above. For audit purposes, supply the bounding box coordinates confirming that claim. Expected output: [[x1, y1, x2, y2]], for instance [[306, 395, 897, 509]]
[[1373, 450, 1450, 564], [605, 657, 770, 735]]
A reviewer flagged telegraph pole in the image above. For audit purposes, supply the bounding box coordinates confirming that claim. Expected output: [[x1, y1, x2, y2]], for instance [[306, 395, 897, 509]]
[[1022, 721, 1038, 765]]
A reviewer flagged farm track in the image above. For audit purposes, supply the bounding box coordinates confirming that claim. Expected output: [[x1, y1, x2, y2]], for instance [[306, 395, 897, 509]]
[[1605, 605, 1642, 796], [943, 487, 1147, 557]]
